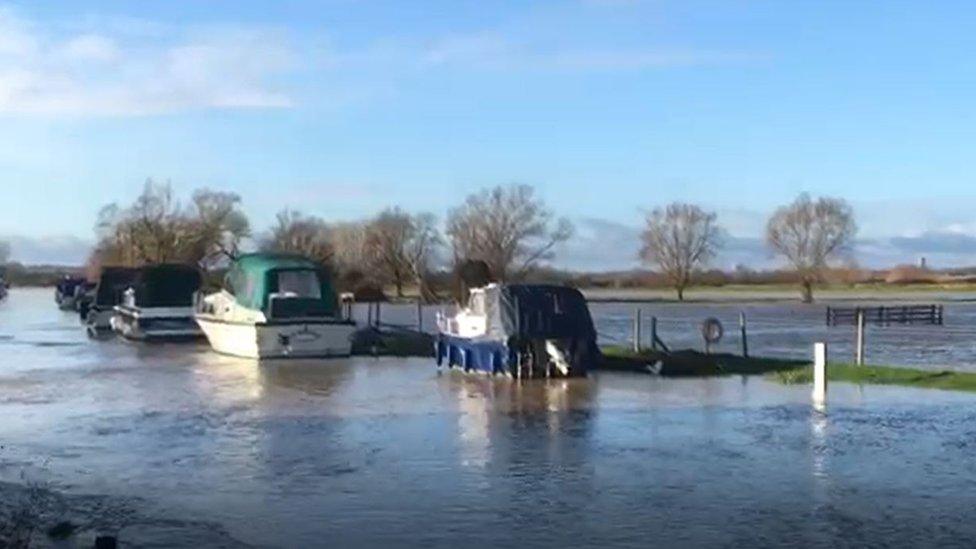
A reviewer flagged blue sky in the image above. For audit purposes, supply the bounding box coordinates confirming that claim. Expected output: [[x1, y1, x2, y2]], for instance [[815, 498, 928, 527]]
[[3, 1, 976, 269]]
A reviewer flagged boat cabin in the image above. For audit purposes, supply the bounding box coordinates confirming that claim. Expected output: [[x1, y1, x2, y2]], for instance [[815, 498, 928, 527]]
[[220, 253, 341, 320], [85, 267, 139, 332], [112, 264, 203, 340]]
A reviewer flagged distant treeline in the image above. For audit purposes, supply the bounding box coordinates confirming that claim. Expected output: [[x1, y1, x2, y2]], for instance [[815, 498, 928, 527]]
[[2, 180, 971, 301], [8, 261, 976, 294]]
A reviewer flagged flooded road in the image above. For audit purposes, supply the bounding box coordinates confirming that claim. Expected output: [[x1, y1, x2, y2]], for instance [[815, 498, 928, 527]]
[[3, 288, 976, 547]]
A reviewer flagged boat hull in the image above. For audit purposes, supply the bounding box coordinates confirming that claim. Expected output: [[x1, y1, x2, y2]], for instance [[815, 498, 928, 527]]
[[56, 294, 78, 311], [196, 316, 356, 359], [112, 306, 203, 341], [435, 333, 598, 378]]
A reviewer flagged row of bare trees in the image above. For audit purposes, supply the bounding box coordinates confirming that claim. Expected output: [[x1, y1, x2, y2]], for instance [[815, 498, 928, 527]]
[[92, 180, 572, 299], [91, 180, 856, 302], [639, 193, 857, 302]]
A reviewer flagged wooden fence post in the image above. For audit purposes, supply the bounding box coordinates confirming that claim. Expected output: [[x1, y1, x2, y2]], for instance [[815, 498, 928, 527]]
[[416, 299, 423, 331], [739, 311, 749, 358], [650, 316, 658, 352]]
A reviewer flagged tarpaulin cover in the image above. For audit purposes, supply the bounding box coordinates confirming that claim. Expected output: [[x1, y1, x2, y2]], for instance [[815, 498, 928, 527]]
[[133, 264, 202, 307], [224, 253, 339, 315], [56, 276, 86, 296], [94, 267, 139, 306], [484, 284, 596, 341]]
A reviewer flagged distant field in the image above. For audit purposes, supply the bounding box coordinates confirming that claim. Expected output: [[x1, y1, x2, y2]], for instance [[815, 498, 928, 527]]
[[581, 283, 976, 303]]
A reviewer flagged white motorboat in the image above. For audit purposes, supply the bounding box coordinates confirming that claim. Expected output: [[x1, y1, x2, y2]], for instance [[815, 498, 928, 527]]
[[195, 253, 356, 359], [111, 264, 203, 341]]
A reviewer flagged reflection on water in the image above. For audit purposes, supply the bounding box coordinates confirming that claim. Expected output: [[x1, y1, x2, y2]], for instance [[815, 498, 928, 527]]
[[3, 288, 976, 546]]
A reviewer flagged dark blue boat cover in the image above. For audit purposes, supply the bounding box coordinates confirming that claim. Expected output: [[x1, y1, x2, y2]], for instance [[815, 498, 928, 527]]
[[484, 284, 596, 341]]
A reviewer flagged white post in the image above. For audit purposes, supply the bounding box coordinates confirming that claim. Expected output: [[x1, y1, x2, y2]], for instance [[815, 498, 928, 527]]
[[855, 310, 865, 366], [813, 342, 827, 404], [633, 308, 642, 353]]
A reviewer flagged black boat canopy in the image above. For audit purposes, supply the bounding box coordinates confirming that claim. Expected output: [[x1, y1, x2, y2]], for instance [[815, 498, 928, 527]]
[[132, 264, 202, 307], [480, 284, 596, 341], [94, 267, 139, 307]]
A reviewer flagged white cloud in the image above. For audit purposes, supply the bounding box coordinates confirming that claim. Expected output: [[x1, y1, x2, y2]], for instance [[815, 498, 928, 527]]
[[58, 34, 119, 63], [0, 7, 296, 116], [417, 30, 766, 72]]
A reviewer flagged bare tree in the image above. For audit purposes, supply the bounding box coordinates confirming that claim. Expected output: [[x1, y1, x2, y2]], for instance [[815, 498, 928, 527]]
[[766, 193, 856, 303], [446, 184, 572, 281], [364, 207, 441, 298], [330, 221, 371, 282], [187, 189, 251, 269], [127, 179, 194, 264], [262, 209, 334, 267], [91, 179, 194, 267], [639, 203, 720, 301], [91, 181, 253, 271]]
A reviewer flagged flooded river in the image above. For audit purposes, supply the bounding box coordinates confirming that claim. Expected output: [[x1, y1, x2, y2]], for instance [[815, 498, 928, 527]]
[[2, 288, 976, 547], [361, 297, 976, 370]]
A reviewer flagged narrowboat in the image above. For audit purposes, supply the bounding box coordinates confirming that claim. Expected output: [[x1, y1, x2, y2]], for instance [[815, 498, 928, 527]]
[[435, 283, 600, 378], [55, 276, 87, 310], [84, 267, 139, 336], [111, 264, 203, 341], [194, 253, 356, 359]]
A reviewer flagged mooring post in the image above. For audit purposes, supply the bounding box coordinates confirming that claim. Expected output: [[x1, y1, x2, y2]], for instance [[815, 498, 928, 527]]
[[375, 302, 382, 328], [416, 298, 423, 331], [855, 310, 865, 365], [650, 316, 658, 352], [813, 342, 827, 404], [633, 308, 642, 352], [366, 302, 373, 326], [739, 311, 749, 358]]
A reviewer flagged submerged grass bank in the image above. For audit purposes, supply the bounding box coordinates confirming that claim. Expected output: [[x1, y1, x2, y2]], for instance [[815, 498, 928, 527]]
[[600, 345, 976, 394], [771, 362, 976, 393]]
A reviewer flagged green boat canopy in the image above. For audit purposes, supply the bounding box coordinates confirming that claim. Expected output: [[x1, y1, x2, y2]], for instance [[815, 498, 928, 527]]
[[225, 253, 339, 315]]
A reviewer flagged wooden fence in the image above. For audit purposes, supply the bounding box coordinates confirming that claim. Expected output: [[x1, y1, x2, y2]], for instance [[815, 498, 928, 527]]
[[826, 305, 943, 327]]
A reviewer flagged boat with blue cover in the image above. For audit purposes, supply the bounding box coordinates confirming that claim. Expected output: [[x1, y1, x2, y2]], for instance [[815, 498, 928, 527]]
[[435, 283, 599, 378]]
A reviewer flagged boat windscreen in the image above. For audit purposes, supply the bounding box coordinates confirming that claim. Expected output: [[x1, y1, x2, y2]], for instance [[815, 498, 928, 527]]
[[276, 270, 322, 299]]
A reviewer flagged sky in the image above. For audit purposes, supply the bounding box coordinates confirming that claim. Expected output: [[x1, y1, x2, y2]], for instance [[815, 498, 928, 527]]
[[3, 0, 976, 270]]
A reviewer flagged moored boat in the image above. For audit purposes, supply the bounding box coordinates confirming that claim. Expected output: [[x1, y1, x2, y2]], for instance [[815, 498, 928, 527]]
[[111, 264, 203, 341], [84, 267, 139, 336], [194, 253, 356, 359], [55, 276, 87, 310], [435, 283, 600, 378]]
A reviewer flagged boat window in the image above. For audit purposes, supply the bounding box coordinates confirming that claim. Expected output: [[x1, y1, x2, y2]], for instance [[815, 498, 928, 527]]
[[277, 270, 321, 299]]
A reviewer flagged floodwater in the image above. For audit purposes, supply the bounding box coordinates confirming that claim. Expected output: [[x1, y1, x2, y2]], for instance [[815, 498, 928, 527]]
[[3, 288, 976, 547], [363, 298, 976, 370]]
